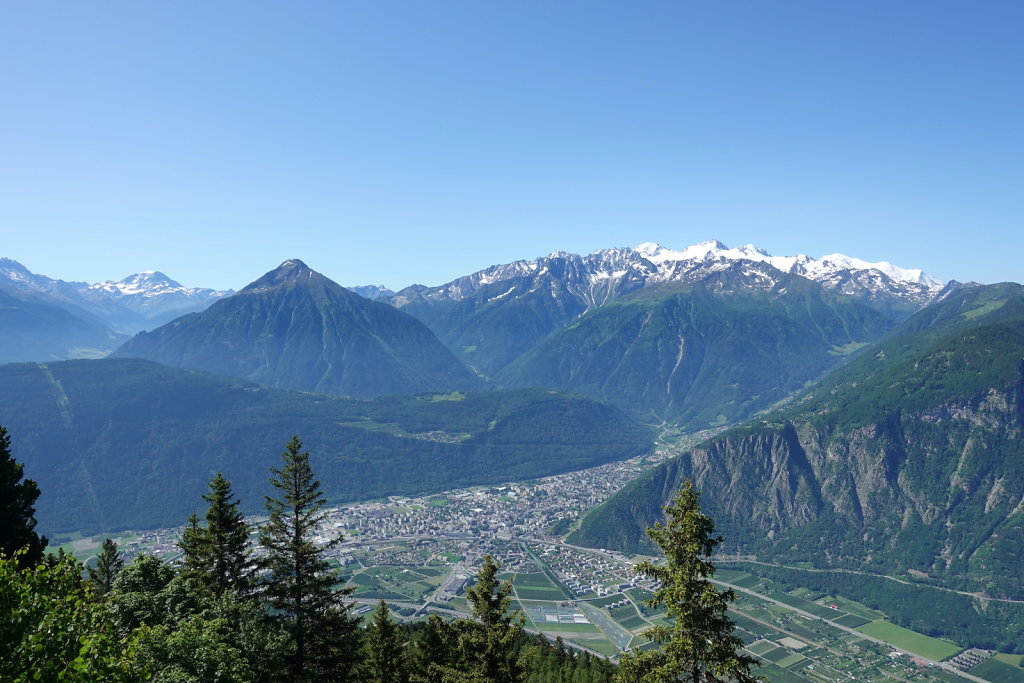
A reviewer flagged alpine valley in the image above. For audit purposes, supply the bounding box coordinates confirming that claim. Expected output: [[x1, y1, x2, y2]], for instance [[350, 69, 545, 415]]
[[3, 240, 1022, 657]]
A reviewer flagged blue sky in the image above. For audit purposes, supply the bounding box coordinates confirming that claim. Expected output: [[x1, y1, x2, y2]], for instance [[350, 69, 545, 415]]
[[1, 2, 1021, 290]]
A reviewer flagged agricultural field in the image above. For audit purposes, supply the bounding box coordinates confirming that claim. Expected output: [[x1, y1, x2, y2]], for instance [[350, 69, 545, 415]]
[[856, 620, 962, 661], [512, 571, 568, 601], [347, 565, 450, 602], [969, 655, 1024, 683]]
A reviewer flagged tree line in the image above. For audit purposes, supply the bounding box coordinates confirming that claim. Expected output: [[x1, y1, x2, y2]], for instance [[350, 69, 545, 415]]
[[1, 424, 755, 682]]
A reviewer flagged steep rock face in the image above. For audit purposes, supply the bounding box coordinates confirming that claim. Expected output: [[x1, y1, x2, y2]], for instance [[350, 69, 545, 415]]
[[112, 260, 484, 397], [574, 385, 1024, 598], [571, 286, 1024, 598]]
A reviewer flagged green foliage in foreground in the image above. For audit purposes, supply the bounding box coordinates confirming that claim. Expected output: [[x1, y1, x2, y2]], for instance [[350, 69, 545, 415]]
[[0, 358, 652, 535], [615, 481, 756, 683], [0, 550, 144, 682]]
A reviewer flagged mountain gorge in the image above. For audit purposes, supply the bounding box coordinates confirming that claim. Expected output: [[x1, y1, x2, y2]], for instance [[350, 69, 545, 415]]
[[570, 283, 1024, 601]]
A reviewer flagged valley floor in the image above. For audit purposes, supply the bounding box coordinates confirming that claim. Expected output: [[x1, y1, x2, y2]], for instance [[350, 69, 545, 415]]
[[59, 428, 1023, 683]]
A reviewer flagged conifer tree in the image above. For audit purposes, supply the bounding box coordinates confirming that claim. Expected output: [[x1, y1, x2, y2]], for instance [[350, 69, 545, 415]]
[[87, 538, 125, 596], [260, 435, 357, 681], [614, 480, 758, 683], [180, 472, 255, 597], [362, 600, 408, 683], [457, 554, 525, 683], [410, 614, 460, 683], [0, 425, 47, 567]]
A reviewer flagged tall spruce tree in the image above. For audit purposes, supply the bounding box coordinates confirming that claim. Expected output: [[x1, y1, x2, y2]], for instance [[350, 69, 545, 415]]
[[0, 425, 47, 568], [87, 538, 125, 596], [180, 472, 255, 597], [614, 480, 758, 683], [260, 435, 357, 681], [410, 614, 460, 683], [362, 600, 408, 683], [457, 554, 525, 683]]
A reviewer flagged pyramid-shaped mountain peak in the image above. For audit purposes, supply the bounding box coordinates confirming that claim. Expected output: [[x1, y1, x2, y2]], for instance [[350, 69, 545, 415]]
[[241, 258, 328, 293], [113, 258, 483, 398]]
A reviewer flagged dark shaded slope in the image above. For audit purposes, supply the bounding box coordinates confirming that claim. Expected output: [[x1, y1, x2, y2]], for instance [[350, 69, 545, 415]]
[[0, 358, 652, 535], [112, 260, 483, 397]]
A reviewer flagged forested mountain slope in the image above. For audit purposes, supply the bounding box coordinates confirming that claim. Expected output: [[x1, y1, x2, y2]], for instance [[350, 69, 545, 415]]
[[0, 358, 652, 535], [498, 274, 894, 426]]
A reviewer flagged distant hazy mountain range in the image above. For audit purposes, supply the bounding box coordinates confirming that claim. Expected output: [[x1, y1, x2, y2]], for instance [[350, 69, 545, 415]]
[[0, 257, 233, 362]]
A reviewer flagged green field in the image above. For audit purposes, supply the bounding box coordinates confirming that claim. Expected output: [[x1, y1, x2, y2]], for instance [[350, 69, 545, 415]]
[[856, 620, 962, 661], [833, 613, 869, 628], [970, 657, 1024, 683], [573, 638, 619, 657], [751, 661, 807, 682], [586, 594, 623, 608], [774, 652, 806, 668], [514, 572, 559, 588], [513, 572, 568, 601], [746, 640, 778, 656], [819, 595, 885, 621], [515, 586, 565, 600]]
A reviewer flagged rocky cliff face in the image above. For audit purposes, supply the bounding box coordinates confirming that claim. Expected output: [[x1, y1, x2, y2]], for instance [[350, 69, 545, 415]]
[[575, 378, 1024, 598], [570, 286, 1024, 599]]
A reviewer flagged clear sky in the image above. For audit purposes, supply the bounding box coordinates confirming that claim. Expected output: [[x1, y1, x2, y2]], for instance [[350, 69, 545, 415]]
[[1, 2, 1021, 291]]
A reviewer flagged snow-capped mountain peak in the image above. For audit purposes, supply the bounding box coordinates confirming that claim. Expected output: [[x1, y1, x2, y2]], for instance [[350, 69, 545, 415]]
[[90, 271, 186, 297], [807, 253, 943, 289], [0, 257, 233, 333], [391, 239, 946, 325], [630, 241, 942, 292]]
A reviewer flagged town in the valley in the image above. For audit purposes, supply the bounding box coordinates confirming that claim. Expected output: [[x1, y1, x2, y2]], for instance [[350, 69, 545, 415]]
[[63, 429, 998, 682]]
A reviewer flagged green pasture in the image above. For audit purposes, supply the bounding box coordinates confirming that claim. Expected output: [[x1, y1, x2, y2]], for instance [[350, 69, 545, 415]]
[[856, 620, 961, 661]]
